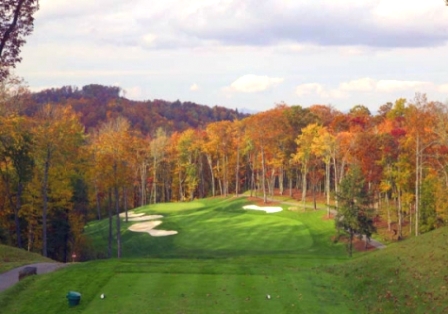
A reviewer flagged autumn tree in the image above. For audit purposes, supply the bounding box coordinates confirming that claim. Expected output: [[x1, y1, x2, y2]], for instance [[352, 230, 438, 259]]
[[294, 123, 320, 207], [0, 113, 33, 248], [93, 116, 133, 258], [32, 104, 85, 257], [150, 128, 169, 203], [0, 0, 39, 81]]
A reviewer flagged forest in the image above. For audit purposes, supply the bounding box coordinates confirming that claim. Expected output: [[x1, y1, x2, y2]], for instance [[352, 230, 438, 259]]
[[1, 79, 447, 262]]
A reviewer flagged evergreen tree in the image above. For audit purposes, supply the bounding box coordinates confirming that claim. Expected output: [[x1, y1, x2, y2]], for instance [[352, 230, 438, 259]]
[[335, 165, 376, 257]]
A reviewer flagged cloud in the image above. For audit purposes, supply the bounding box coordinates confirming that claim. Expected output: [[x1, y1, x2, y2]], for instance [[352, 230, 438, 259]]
[[35, 0, 448, 51], [375, 80, 433, 93], [224, 75, 284, 93], [190, 83, 199, 91], [339, 78, 376, 92], [177, 0, 448, 49], [296, 78, 447, 100], [123, 86, 143, 100], [296, 83, 325, 97], [296, 83, 347, 99], [438, 84, 448, 93]]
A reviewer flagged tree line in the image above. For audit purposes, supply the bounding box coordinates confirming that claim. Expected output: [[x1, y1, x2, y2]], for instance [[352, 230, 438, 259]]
[[1, 78, 447, 261]]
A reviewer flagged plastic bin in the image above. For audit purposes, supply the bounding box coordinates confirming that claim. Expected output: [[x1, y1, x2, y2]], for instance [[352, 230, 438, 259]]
[[66, 291, 81, 307]]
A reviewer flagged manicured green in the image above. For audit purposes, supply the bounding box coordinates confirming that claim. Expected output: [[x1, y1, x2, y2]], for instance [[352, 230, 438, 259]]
[[0, 244, 54, 274], [0, 257, 353, 314]]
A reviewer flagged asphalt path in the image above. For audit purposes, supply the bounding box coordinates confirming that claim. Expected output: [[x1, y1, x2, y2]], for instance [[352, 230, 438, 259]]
[[0, 263, 70, 292]]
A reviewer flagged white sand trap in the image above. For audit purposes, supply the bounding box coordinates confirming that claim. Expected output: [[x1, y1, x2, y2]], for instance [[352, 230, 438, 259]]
[[243, 205, 283, 213], [149, 230, 178, 237], [125, 215, 164, 222], [119, 211, 145, 218], [128, 221, 178, 237]]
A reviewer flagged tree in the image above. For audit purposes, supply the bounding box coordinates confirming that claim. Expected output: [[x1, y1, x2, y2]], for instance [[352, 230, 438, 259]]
[[312, 126, 336, 216], [0, 113, 34, 248], [335, 165, 375, 257], [93, 116, 133, 258], [150, 128, 168, 204], [32, 104, 85, 257], [294, 123, 320, 208], [0, 0, 39, 81]]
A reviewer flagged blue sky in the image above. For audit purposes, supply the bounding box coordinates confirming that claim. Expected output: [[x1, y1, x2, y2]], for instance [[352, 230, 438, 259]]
[[15, 0, 448, 113]]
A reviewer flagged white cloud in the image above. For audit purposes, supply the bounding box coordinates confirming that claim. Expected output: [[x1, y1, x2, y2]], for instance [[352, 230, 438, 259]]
[[224, 75, 284, 93], [339, 78, 376, 92], [296, 83, 325, 97], [190, 83, 199, 91], [296, 83, 347, 99], [123, 86, 143, 100], [438, 84, 448, 93], [141, 33, 158, 47], [375, 80, 433, 93], [296, 78, 446, 101]]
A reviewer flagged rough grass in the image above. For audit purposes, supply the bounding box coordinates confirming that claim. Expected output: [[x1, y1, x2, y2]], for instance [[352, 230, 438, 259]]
[[0, 244, 54, 274], [326, 226, 448, 313]]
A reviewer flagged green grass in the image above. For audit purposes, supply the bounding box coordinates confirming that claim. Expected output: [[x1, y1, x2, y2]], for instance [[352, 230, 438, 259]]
[[0, 244, 55, 274], [0, 257, 353, 314], [84, 197, 345, 259], [1, 196, 447, 313], [328, 226, 448, 313]]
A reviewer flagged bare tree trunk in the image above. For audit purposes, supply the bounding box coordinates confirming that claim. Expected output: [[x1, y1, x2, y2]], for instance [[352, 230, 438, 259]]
[[325, 162, 330, 217], [386, 192, 391, 231], [301, 164, 307, 208], [206, 154, 215, 197], [289, 174, 293, 197], [261, 149, 267, 203], [152, 156, 157, 204], [279, 167, 284, 195], [123, 186, 128, 222], [397, 187, 402, 239], [235, 146, 240, 196], [108, 189, 112, 258], [94, 181, 101, 220], [140, 161, 147, 206], [42, 147, 51, 257], [415, 135, 420, 236], [115, 184, 121, 258], [15, 182, 23, 248]]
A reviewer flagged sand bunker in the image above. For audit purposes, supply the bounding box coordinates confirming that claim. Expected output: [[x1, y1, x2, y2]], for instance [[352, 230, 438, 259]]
[[128, 220, 178, 237], [119, 211, 145, 218], [125, 215, 164, 222], [243, 205, 283, 213]]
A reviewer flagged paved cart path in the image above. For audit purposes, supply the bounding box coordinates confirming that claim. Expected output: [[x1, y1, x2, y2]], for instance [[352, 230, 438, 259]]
[[0, 262, 70, 292]]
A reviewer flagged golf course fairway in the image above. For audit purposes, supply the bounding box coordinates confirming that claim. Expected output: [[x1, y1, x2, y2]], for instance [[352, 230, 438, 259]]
[[1, 196, 447, 313]]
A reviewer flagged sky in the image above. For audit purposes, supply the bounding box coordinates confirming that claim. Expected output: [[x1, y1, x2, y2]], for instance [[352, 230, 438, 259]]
[[14, 0, 448, 113]]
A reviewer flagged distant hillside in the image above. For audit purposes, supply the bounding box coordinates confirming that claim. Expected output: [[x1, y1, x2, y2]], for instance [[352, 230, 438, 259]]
[[29, 84, 249, 135]]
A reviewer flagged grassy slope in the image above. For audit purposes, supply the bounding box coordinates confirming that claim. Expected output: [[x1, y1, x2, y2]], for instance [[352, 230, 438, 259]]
[[0, 244, 54, 274], [327, 226, 448, 313]]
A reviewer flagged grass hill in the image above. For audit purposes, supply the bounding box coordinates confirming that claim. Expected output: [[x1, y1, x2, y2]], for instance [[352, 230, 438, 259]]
[[0, 197, 447, 313], [0, 244, 54, 273], [329, 226, 448, 313]]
